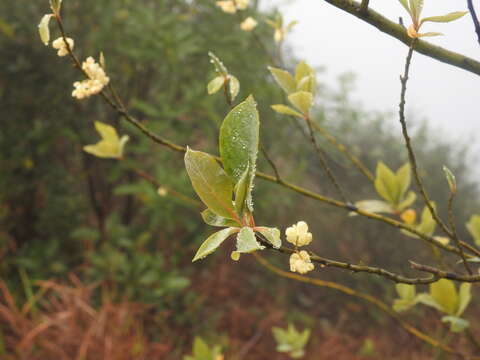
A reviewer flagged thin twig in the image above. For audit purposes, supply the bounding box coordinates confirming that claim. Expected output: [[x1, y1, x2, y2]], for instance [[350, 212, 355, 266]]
[[257, 237, 480, 284], [310, 120, 374, 182], [447, 191, 473, 274], [360, 0, 370, 13], [305, 116, 349, 203], [398, 42, 453, 241], [260, 144, 281, 181], [409, 261, 480, 282], [467, 0, 480, 46]]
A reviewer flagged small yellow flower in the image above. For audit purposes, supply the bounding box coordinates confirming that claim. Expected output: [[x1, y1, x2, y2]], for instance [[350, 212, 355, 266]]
[[240, 17, 257, 31], [289, 251, 314, 274], [52, 37, 74, 57], [400, 209, 416, 225], [72, 57, 110, 99], [216, 1, 237, 14], [286, 221, 312, 247]]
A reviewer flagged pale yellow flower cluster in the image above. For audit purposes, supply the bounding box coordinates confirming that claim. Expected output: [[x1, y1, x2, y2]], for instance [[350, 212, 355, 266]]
[[216, 0, 249, 14], [286, 221, 314, 274], [52, 37, 74, 57], [240, 17, 257, 31], [286, 221, 312, 247], [72, 57, 110, 100], [289, 251, 314, 274]]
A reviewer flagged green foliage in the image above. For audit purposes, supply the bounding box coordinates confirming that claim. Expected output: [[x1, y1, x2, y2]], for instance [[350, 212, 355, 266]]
[[183, 337, 223, 360], [466, 214, 480, 246], [192, 227, 239, 262], [83, 121, 129, 159], [416, 280, 472, 332], [270, 61, 316, 117], [392, 284, 418, 312], [272, 323, 311, 359], [374, 162, 415, 210], [185, 148, 236, 220], [401, 205, 437, 238]]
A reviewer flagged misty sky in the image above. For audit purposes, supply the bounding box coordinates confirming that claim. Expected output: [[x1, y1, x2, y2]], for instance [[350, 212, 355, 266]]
[[268, 0, 479, 143]]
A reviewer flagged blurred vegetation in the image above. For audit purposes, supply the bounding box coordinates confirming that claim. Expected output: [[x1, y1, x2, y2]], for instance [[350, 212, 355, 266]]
[[0, 0, 479, 358]]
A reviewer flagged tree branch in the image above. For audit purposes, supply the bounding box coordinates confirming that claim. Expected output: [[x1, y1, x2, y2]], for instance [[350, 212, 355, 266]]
[[319, 0, 480, 76], [467, 0, 480, 46]]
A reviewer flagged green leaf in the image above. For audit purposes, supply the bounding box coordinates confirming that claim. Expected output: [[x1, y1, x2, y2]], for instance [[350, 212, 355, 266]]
[[49, 0, 63, 13], [184, 148, 236, 219], [201, 209, 239, 227], [236, 227, 264, 254], [417, 205, 436, 236], [418, 32, 443, 37], [295, 61, 314, 83], [83, 121, 129, 159], [208, 51, 228, 76], [354, 200, 394, 214], [219, 96, 259, 184], [396, 163, 411, 201], [398, 0, 411, 14], [268, 66, 297, 94], [207, 76, 224, 95], [393, 284, 418, 312], [38, 14, 53, 46], [443, 166, 456, 193], [430, 279, 458, 315], [421, 11, 467, 24], [192, 337, 210, 358], [466, 215, 480, 246], [297, 75, 316, 94], [192, 227, 238, 262], [416, 293, 444, 312], [457, 283, 471, 316], [442, 316, 469, 333], [256, 227, 281, 248], [271, 104, 304, 118], [374, 162, 400, 205], [234, 164, 250, 217], [229, 75, 240, 101], [397, 191, 417, 211], [288, 91, 313, 114]]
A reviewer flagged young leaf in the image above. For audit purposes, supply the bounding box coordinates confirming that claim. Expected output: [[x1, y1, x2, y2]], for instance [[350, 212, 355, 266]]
[[219, 96, 259, 183], [83, 121, 129, 159], [430, 279, 458, 315], [184, 148, 236, 219], [234, 164, 250, 216], [229, 75, 240, 101], [236, 227, 264, 253], [208, 51, 228, 76], [38, 14, 53, 46], [393, 284, 418, 312], [466, 214, 480, 246], [295, 61, 314, 83], [268, 66, 297, 94], [288, 91, 313, 114], [201, 209, 239, 227], [398, 0, 410, 14], [271, 104, 304, 118], [396, 163, 411, 201], [443, 166, 456, 193], [256, 227, 282, 248], [421, 11, 467, 24], [192, 227, 238, 262], [207, 76, 225, 95], [457, 283, 471, 316], [397, 191, 417, 211], [374, 162, 400, 205], [442, 316, 469, 333], [50, 0, 63, 13], [354, 200, 395, 215]]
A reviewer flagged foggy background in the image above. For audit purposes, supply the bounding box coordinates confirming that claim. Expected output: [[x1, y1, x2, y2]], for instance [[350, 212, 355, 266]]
[[269, 0, 479, 148]]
